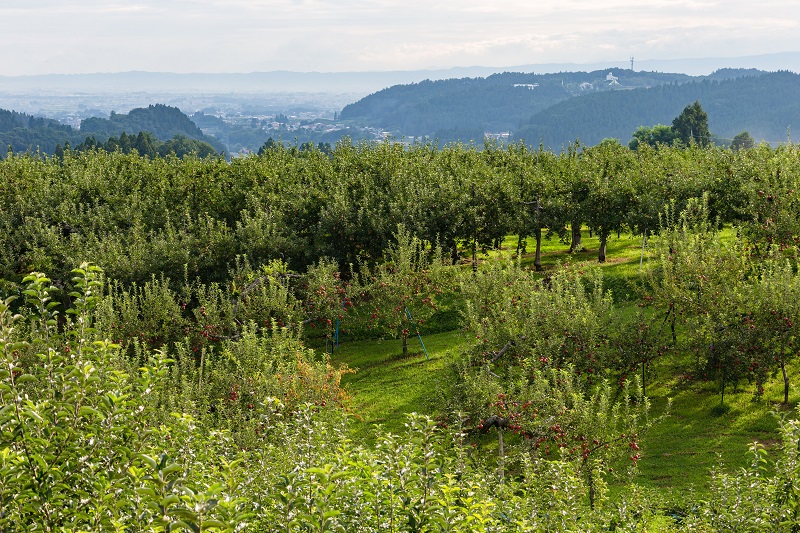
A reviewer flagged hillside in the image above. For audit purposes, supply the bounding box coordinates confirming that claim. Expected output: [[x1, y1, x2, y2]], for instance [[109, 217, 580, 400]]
[[516, 70, 800, 148], [338, 69, 755, 144], [0, 108, 82, 154], [79, 104, 225, 153], [0, 104, 223, 156]]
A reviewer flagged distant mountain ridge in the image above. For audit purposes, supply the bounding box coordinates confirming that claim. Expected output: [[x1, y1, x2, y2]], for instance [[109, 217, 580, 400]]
[[1, 51, 799, 94], [3, 67, 800, 156]]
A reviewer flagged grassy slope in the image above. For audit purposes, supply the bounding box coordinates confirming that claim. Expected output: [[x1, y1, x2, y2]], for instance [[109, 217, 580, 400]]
[[328, 229, 798, 496], [330, 331, 466, 431]]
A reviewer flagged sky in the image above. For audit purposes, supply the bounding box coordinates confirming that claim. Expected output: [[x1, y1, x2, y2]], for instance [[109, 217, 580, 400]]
[[2, 0, 799, 76]]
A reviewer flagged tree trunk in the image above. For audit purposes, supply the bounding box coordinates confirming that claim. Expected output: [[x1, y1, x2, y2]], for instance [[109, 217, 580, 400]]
[[598, 233, 607, 263], [670, 307, 677, 344], [570, 223, 582, 252], [642, 359, 646, 398], [402, 332, 408, 357], [449, 239, 459, 264], [534, 226, 543, 271], [472, 237, 477, 274], [782, 359, 790, 404], [639, 230, 647, 273], [471, 183, 477, 274], [497, 427, 505, 482]]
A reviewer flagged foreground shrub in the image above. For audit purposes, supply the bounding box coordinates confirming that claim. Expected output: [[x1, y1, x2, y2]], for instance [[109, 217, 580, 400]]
[[3, 264, 799, 531], [0, 266, 248, 530]]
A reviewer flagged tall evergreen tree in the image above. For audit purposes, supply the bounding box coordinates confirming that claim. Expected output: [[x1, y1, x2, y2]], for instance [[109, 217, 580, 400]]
[[672, 101, 711, 146]]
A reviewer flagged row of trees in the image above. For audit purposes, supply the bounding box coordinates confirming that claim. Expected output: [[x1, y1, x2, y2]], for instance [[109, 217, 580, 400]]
[[2, 139, 800, 294], [629, 101, 712, 149], [629, 100, 754, 151], [456, 199, 800, 410], [441, 195, 800, 515], [68, 131, 218, 159]]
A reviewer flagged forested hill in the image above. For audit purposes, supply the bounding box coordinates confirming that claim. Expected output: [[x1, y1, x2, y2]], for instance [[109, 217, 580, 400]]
[[79, 104, 225, 153], [0, 109, 81, 155], [338, 69, 749, 143], [516, 71, 800, 148], [0, 104, 224, 157]]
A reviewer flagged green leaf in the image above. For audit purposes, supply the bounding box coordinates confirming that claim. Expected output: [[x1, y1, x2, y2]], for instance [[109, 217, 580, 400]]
[[330, 470, 349, 482], [200, 519, 228, 530], [79, 406, 101, 419], [135, 487, 157, 497], [139, 454, 158, 470], [161, 494, 181, 507], [169, 519, 194, 531], [22, 407, 44, 423], [171, 508, 199, 521], [162, 463, 184, 475]]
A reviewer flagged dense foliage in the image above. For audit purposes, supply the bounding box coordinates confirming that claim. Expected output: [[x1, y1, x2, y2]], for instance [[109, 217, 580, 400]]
[[0, 109, 80, 155], [2, 262, 800, 531], [2, 141, 800, 529], [3, 138, 798, 289], [629, 101, 712, 150]]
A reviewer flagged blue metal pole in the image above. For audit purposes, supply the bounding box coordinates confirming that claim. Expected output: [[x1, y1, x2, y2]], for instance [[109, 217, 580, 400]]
[[405, 307, 430, 360]]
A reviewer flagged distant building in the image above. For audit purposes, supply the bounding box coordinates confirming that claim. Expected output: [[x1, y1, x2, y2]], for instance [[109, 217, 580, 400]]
[[606, 72, 620, 86]]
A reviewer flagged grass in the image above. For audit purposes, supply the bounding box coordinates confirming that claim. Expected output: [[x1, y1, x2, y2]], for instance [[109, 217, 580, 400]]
[[481, 231, 652, 301], [323, 227, 798, 498], [329, 330, 467, 435], [330, 327, 796, 496], [635, 354, 798, 497]]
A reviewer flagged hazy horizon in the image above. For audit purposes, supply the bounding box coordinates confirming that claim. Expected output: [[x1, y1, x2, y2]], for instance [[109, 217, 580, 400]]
[[3, 52, 799, 98]]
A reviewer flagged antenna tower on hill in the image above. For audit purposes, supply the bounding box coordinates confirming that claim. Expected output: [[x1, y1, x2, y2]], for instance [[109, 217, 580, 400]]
[[630, 56, 635, 71]]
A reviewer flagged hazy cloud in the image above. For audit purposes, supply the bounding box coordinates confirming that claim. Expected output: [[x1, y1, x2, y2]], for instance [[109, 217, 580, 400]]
[[1, 0, 798, 75]]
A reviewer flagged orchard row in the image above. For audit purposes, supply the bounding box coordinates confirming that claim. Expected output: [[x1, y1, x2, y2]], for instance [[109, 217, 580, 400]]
[[1, 140, 798, 290]]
